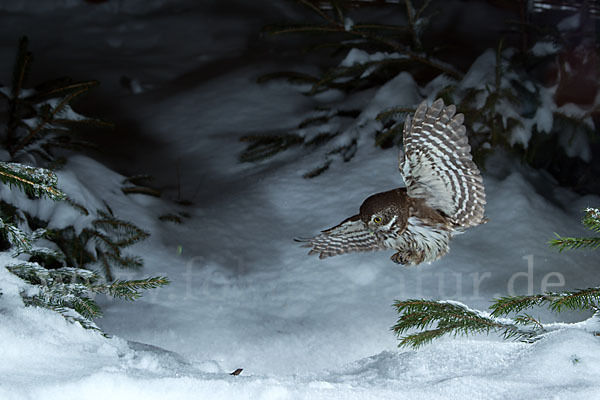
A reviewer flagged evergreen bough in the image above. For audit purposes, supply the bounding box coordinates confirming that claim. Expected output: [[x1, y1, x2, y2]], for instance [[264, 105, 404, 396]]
[[0, 160, 65, 201], [392, 300, 537, 348], [550, 207, 600, 251], [393, 207, 600, 348], [0, 157, 168, 333], [48, 207, 150, 282], [7, 262, 168, 332], [245, 2, 598, 187], [0, 36, 112, 163], [0, 36, 169, 334], [242, 0, 448, 177], [262, 0, 461, 92]]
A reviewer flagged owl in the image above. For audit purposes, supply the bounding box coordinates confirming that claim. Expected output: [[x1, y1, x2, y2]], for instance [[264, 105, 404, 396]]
[[298, 98, 486, 265]]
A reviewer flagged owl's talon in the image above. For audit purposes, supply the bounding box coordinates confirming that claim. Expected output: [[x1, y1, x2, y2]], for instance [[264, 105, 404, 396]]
[[391, 250, 426, 266], [391, 252, 409, 265]]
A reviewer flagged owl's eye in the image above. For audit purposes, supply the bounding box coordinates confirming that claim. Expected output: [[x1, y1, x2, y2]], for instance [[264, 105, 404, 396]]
[[373, 216, 383, 224]]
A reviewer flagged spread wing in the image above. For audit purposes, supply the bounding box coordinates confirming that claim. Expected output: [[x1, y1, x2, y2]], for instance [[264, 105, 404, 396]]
[[399, 99, 486, 228], [296, 215, 385, 259]]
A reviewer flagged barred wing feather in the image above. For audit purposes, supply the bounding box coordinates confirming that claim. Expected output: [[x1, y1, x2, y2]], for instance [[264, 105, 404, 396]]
[[399, 99, 486, 228], [296, 215, 384, 259]]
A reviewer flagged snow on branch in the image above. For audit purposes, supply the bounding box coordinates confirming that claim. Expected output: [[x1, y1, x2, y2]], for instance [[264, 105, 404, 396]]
[[0, 161, 65, 200], [392, 299, 535, 348]]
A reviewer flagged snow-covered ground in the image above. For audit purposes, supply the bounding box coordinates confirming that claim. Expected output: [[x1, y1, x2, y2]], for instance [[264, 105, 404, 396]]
[[1, 1, 599, 399]]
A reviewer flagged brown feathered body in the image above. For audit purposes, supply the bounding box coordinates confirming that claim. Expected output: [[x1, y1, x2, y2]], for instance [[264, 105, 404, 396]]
[[298, 99, 486, 265]]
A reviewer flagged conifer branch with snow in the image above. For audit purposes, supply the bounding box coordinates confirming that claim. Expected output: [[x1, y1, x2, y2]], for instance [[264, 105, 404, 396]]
[[2, 208, 168, 331], [392, 299, 535, 348], [0, 36, 112, 162], [393, 207, 600, 348], [0, 82, 168, 332], [0, 161, 65, 200]]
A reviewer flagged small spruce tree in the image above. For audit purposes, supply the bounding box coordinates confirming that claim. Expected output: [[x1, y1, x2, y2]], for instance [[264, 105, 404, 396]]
[[0, 36, 169, 333], [0, 36, 112, 163], [0, 158, 168, 333]]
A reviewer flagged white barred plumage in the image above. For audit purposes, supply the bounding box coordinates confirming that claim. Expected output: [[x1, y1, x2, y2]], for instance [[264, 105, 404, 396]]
[[297, 99, 487, 265], [400, 99, 486, 228]]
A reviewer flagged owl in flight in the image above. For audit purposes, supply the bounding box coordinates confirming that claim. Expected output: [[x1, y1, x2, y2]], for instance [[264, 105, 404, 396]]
[[298, 99, 486, 265]]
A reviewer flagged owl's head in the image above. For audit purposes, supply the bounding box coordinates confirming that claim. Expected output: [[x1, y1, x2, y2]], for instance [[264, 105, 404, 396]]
[[359, 189, 408, 232]]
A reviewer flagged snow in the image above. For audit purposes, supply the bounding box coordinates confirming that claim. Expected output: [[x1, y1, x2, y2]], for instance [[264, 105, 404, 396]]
[[344, 17, 354, 31], [557, 13, 581, 31], [360, 72, 420, 122], [459, 49, 496, 93], [340, 49, 408, 68], [0, 1, 599, 399], [531, 41, 560, 57], [534, 86, 555, 134]]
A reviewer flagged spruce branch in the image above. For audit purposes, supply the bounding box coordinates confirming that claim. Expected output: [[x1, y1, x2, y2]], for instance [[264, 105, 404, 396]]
[[491, 287, 600, 319], [158, 214, 183, 224], [549, 235, 600, 252], [297, 0, 340, 26], [302, 160, 332, 178], [8, 262, 103, 320], [0, 161, 65, 200], [96, 250, 115, 282], [48, 208, 151, 282], [264, 24, 344, 35], [330, 0, 346, 25], [12, 87, 89, 155], [30, 80, 99, 103], [265, 1, 463, 80], [65, 197, 90, 216], [5, 36, 33, 145], [106, 252, 144, 270], [514, 314, 544, 331], [549, 287, 600, 312], [392, 300, 531, 348], [583, 208, 600, 233], [23, 295, 103, 332], [549, 208, 600, 251], [0, 218, 34, 254], [92, 212, 150, 246], [24, 247, 65, 265], [239, 133, 304, 162], [121, 186, 162, 197], [375, 124, 403, 147], [2, 36, 110, 161], [11, 36, 32, 101], [490, 294, 551, 317], [8, 261, 168, 329], [90, 276, 170, 301], [70, 295, 103, 320], [404, 0, 422, 50], [375, 106, 415, 122], [351, 23, 411, 33], [308, 57, 413, 94]]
